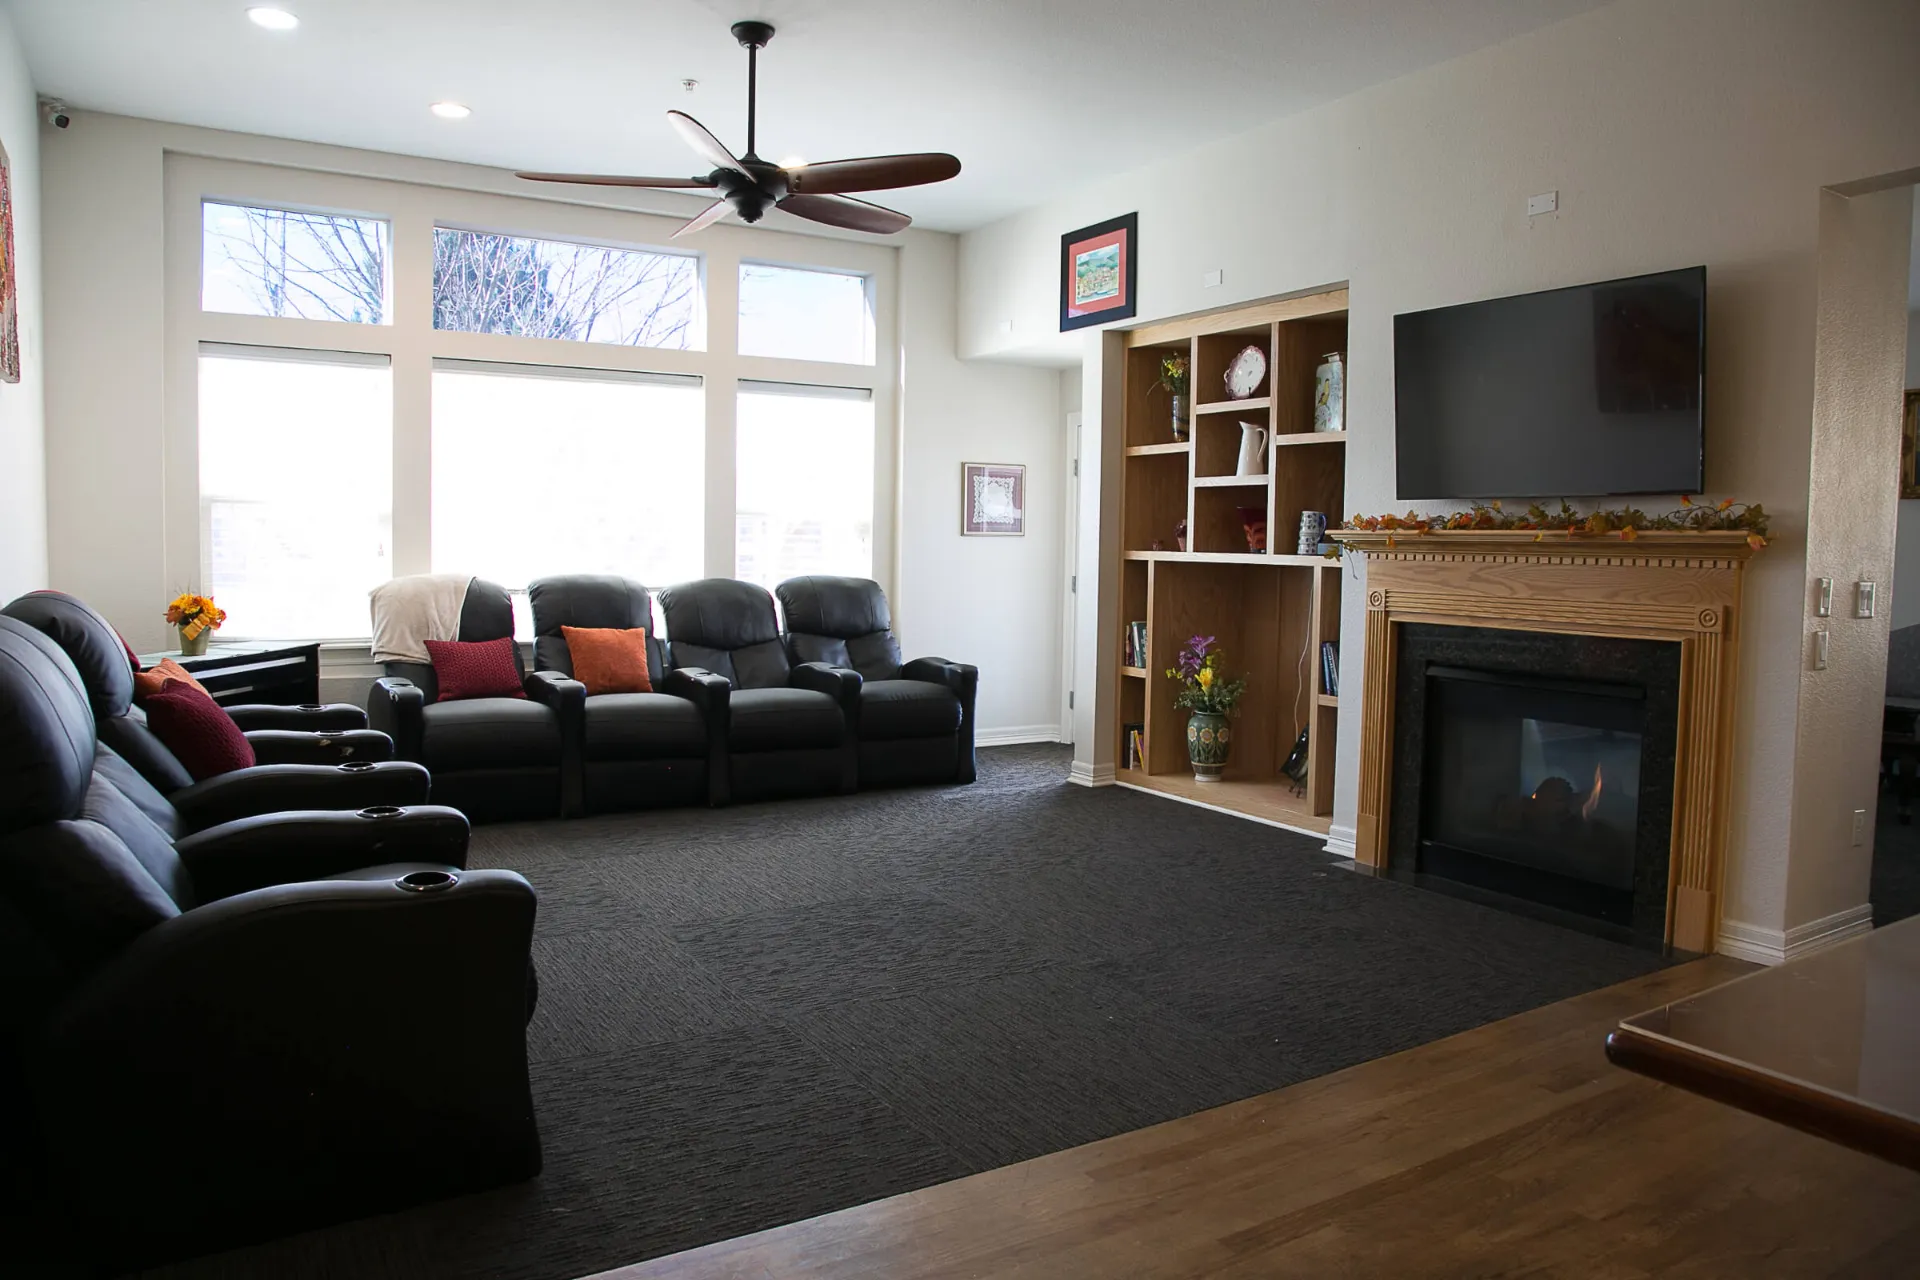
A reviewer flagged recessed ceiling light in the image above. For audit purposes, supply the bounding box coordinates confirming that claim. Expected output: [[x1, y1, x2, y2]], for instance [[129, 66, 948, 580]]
[[246, 7, 299, 30], [430, 101, 472, 120], [778, 156, 806, 169]]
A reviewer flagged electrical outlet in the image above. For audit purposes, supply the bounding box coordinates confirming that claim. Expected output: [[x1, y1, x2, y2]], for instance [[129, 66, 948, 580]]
[[1856, 581, 1877, 619], [1852, 809, 1868, 847], [1813, 629, 1830, 670], [1816, 578, 1832, 617], [1527, 191, 1559, 217]]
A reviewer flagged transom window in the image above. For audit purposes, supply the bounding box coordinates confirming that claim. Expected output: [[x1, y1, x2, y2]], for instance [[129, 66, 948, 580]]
[[202, 201, 390, 324], [432, 227, 701, 350], [738, 262, 873, 365]]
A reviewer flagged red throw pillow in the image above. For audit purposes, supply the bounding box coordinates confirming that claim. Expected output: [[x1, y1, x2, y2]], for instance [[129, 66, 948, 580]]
[[562, 626, 652, 695], [426, 637, 526, 702], [141, 681, 257, 781], [133, 657, 213, 701]]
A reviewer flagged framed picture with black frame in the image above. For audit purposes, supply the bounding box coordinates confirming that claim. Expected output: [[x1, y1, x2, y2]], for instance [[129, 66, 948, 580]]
[[1059, 212, 1138, 332]]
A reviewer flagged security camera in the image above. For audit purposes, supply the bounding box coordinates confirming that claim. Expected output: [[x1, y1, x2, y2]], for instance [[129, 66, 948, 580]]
[[40, 99, 70, 129]]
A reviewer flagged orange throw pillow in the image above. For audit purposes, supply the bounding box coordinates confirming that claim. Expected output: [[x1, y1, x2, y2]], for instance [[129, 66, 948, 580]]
[[562, 626, 652, 695], [133, 657, 212, 701]]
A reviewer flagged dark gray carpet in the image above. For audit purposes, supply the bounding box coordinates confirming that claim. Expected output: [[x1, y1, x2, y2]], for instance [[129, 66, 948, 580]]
[[134, 744, 1670, 1279]]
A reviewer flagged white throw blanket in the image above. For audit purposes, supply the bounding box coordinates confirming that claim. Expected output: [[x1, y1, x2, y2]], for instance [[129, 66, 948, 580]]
[[369, 574, 472, 665]]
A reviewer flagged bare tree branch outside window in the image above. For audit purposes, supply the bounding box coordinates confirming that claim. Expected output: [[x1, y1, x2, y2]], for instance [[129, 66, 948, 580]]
[[203, 203, 388, 324]]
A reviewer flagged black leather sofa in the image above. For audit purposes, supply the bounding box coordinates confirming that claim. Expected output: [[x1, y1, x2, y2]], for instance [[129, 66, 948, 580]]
[[0, 616, 540, 1271], [369, 578, 570, 822], [776, 576, 978, 787], [658, 578, 858, 802], [528, 574, 727, 815], [4, 590, 430, 831]]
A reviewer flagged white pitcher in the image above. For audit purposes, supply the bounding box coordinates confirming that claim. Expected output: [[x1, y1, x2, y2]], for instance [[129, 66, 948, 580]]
[[1235, 421, 1270, 476]]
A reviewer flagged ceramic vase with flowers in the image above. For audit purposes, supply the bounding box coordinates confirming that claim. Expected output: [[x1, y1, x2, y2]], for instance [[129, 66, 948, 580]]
[[1158, 353, 1190, 443], [1166, 634, 1248, 782], [165, 593, 226, 657]]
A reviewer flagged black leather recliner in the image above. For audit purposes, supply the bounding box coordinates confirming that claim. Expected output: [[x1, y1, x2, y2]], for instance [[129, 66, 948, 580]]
[[528, 574, 728, 814], [776, 576, 978, 787], [368, 578, 570, 822], [0, 616, 541, 1272], [658, 578, 857, 803], [3, 591, 429, 832]]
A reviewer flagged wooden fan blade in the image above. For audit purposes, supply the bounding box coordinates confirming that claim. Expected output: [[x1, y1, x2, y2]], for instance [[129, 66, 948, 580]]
[[784, 153, 960, 196], [778, 192, 911, 236], [668, 110, 750, 175], [516, 172, 716, 189], [672, 198, 735, 239]]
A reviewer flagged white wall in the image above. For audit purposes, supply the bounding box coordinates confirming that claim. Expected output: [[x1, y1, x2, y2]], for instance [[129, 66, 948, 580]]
[[40, 115, 1066, 737], [896, 232, 1066, 742], [0, 11, 44, 599], [956, 0, 1920, 947]]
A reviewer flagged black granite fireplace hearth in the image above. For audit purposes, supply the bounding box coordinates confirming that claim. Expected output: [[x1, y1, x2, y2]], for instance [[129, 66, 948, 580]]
[[1388, 623, 1682, 949]]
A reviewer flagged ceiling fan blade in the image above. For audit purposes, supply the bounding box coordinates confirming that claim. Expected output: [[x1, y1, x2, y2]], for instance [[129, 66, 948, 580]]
[[672, 198, 736, 239], [784, 153, 960, 196], [516, 172, 717, 189], [668, 110, 750, 176], [778, 192, 911, 236]]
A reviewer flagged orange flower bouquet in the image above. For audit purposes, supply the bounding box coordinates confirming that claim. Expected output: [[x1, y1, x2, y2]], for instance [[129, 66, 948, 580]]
[[165, 593, 226, 656]]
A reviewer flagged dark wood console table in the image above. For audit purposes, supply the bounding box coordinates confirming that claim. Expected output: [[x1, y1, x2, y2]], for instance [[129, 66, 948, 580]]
[[136, 641, 322, 707], [1606, 915, 1920, 1171]]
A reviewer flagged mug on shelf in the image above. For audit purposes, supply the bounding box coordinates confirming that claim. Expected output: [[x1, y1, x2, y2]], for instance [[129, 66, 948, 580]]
[[1297, 511, 1328, 555]]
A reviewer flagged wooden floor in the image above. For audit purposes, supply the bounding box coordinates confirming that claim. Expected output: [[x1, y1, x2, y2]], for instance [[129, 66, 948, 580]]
[[589, 958, 1920, 1280]]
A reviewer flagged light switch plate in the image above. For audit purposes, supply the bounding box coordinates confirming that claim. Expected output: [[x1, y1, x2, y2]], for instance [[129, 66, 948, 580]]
[[1203, 269, 1223, 288], [1856, 581, 1877, 619], [1816, 577, 1833, 617], [1813, 629, 1830, 670], [1527, 191, 1559, 217]]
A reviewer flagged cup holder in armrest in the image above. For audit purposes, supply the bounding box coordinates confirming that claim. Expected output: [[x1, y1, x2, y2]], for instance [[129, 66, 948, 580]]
[[396, 869, 458, 893], [298, 703, 325, 712], [338, 761, 377, 772], [357, 805, 404, 819], [315, 729, 345, 739]]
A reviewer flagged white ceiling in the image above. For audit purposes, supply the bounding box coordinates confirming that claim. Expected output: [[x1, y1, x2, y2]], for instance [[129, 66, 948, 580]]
[[8, 0, 1608, 232]]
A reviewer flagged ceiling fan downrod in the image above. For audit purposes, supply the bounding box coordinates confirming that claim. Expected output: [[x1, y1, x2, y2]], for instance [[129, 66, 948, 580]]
[[731, 20, 775, 162]]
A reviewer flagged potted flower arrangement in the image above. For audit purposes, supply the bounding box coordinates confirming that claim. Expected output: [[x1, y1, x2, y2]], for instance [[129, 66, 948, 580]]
[[1165, 634, 1247, 781], [1158, 353, 1190, 443], [165, 593, 226, 657]]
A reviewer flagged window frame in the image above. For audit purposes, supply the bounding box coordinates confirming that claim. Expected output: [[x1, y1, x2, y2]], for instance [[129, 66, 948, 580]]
[[163, 154, 899, 648]]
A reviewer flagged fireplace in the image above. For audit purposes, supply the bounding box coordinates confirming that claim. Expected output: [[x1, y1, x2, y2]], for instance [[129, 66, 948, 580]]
[[1388, 624, 1681, 948]]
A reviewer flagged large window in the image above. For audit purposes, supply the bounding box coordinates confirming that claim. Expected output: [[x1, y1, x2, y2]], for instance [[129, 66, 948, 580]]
[[202, 202, 389, 323], [431, 362, 704, 589], [433, 228, 700, 350], [198, 346, 393, 638], [738, 263, 873, 364], [735, 382, 874, 588]]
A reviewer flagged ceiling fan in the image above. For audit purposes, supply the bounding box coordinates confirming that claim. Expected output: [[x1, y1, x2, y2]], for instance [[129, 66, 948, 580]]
[[517, 20, 961, 238]]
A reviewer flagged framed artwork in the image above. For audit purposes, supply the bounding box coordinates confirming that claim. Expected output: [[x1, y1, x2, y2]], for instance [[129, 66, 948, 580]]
[[1904, 390, 1920, 501], [963, 462, 1025, 536], [1059, 212, 1137, 332], [0, 139, 17, 384]]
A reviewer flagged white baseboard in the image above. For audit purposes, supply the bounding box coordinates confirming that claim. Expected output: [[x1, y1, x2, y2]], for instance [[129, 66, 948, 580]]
[[1323, 822, 1357, 860], [976, 725, 1066, 747], [1717, 903, 1873, 965], [1067, 759, 1116, 787]]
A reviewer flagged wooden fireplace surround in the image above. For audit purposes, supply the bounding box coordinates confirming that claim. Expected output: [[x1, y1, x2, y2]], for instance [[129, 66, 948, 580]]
[[1331, 530, 1762, 953]]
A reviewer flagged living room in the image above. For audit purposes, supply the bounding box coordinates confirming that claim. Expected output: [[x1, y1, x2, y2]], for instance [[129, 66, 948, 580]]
[[1, 2, 1917, 1277]]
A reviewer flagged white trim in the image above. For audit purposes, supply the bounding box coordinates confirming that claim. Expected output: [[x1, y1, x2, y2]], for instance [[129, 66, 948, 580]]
[[1113, 778, 1328, 842], [1068, 760, 1116, 788], [977, 725, 1065, 747], [1323, 822, 1357, 860], [1716, 903, 1873, 965]]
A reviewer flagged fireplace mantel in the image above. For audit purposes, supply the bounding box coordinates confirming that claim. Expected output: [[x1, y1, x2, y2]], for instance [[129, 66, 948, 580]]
[[1330, 529, 1762, 953]]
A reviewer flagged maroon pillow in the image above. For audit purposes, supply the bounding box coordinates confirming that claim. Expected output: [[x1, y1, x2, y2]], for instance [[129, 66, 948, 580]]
[[141, 681, 257, 781], [425, 637, 526, 702]]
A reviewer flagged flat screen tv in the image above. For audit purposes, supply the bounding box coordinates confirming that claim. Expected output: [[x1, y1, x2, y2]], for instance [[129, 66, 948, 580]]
[[1394, 266, 1705, 500]]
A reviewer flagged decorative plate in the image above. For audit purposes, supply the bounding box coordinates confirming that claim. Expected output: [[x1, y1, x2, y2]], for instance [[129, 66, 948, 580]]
[[1224, 344, 1267, 399]]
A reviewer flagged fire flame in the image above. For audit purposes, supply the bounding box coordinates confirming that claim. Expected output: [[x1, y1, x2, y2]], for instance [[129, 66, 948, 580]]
[[1580, 763, 1604, 821]]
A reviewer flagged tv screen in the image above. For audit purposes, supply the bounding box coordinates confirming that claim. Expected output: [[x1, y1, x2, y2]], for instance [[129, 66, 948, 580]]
[[1394, 266, 1705, 500]]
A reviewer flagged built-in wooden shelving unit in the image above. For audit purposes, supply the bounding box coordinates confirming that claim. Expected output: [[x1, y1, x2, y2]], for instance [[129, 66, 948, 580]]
[[1113, 289, 1348, 836]]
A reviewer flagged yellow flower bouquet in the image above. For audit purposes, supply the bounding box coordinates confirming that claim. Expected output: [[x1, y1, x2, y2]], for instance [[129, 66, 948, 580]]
[[165, 593, 226, 656]]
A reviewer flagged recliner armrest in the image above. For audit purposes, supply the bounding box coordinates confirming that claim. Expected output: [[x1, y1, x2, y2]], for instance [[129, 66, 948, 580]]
[[791, 661, 862, 717], [525, 671, 586, 817], [660, 666, 730, 710], [367, 677, 425, 763], [170, 761, 433, 833], [225, 703, 368, 732], [177, 805, 471, 901], [904, 657, 979, 785], [245, 728, 394, 766], [661, 668, 731, 807]]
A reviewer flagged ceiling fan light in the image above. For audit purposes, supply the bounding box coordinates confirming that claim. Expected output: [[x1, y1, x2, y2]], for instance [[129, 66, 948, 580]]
[[778, 156, 807, 170], [246, 7, 299, 30]]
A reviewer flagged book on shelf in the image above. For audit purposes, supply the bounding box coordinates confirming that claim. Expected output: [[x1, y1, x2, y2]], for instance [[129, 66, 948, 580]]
[[1124, 620, 1148, 668], [1321, 641, 1340, 697], [1122, 722, 1145, 770]]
